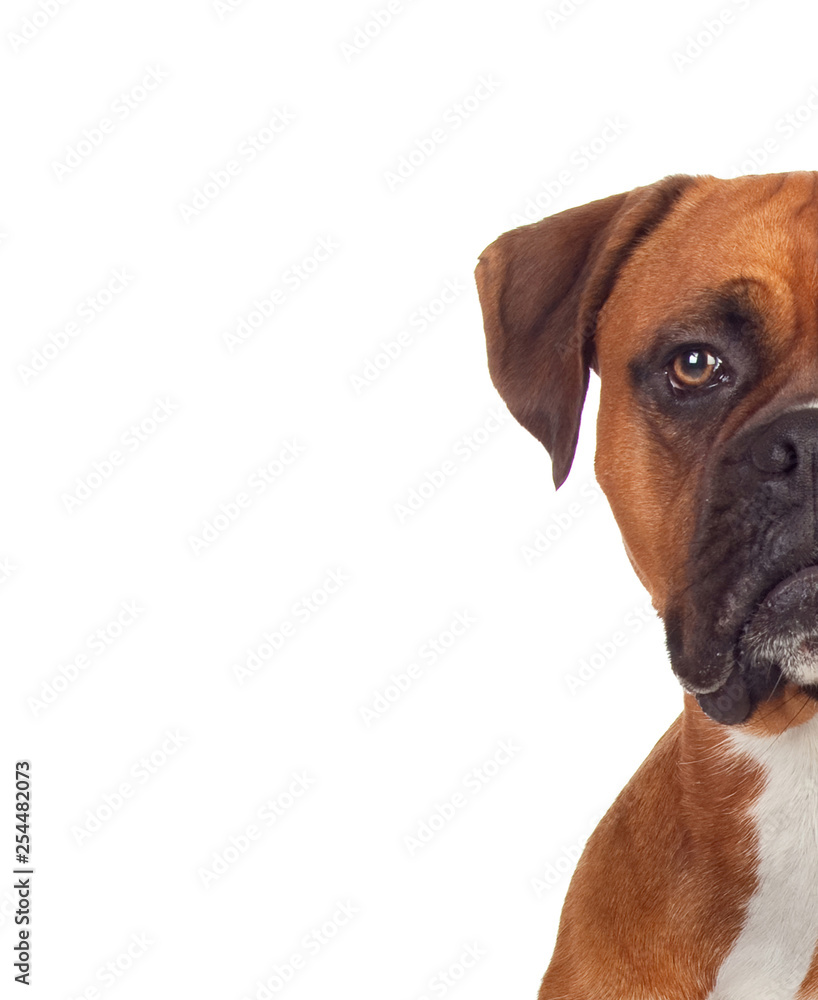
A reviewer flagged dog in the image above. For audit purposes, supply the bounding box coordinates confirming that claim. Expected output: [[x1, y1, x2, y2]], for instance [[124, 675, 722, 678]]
[[475, 172, 818, 999]]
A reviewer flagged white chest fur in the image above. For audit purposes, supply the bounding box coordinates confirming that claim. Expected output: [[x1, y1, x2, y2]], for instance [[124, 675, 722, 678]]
[[706, 713, 818, 1000]]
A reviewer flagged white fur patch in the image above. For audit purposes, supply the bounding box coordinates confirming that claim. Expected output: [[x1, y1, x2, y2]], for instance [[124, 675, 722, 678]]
[[749, 631, 818, 687], [705, 713, 818, 999]]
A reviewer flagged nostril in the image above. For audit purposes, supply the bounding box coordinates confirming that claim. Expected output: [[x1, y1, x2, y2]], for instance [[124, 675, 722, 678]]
[[770, 440, 798, 473], [751, 436, 798, 475]]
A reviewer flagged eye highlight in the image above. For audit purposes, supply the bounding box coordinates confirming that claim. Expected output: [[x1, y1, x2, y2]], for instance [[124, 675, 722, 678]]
[[667, 347, 725, 391]]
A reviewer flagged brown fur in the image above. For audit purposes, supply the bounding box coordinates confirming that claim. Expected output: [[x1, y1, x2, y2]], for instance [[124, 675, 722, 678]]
[[539, 697, 763, 999], [797, 949, 818, 998]]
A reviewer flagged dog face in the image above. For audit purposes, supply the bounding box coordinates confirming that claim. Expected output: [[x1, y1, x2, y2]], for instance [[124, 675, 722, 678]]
[[476, 171, 818, 724]]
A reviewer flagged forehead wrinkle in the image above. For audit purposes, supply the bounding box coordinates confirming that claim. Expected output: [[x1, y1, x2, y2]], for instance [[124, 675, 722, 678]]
[[638, 282, 766, 349], [596, 181, 818, 366], [737, 177, 818, 350]]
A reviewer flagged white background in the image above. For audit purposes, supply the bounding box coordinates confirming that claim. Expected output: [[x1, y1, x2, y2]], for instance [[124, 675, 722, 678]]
[[3, 0, 817, 997]]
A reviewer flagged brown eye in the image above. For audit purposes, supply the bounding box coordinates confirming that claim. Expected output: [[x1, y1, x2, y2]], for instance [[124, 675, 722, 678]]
[[669, 348, 721, 389]]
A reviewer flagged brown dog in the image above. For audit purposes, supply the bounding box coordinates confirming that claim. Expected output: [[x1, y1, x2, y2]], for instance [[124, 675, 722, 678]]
[[476, 172, 818, 999]]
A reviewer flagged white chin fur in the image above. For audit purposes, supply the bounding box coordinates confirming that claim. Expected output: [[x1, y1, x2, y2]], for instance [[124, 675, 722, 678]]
[[781, 648, 818, 686], [747, 630, 818, 686]]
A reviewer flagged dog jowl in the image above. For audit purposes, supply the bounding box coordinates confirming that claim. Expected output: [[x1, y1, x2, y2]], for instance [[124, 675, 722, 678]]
[[476, 171, 818, 999]]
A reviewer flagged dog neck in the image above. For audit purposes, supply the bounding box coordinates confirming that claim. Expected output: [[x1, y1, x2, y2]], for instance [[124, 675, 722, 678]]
[[681, 690, 818, 999]]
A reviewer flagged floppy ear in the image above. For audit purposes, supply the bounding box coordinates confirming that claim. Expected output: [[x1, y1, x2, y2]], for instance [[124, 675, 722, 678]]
[[475, 175, 695, 487]]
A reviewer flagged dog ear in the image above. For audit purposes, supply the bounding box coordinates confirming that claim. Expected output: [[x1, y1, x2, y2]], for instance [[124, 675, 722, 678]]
[[475, 175, 695, 488]]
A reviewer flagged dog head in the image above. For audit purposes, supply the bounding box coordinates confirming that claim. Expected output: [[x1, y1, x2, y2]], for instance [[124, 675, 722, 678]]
[[476, 171, 818, 725]]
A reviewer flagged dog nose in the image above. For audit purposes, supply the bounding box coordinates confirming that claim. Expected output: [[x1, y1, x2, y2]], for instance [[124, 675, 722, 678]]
[[750, 408, 818, 478]]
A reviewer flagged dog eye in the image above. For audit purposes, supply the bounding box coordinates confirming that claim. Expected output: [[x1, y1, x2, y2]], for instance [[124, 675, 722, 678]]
[[667, 348, 724, 390]]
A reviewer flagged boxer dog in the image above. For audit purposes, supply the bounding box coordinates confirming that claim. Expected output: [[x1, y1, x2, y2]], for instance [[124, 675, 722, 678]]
[[475, 172, 818, 999]]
